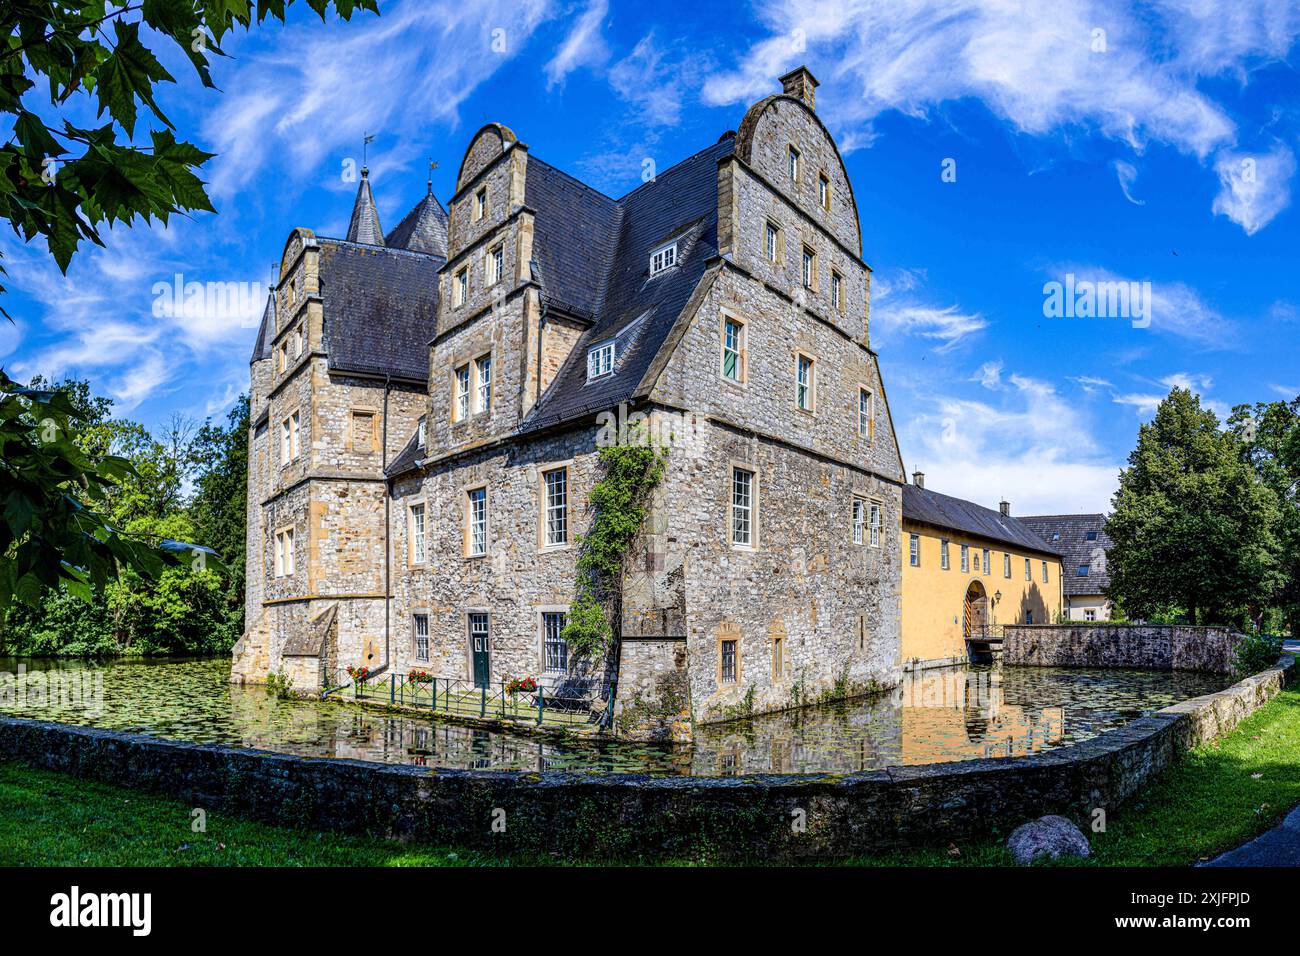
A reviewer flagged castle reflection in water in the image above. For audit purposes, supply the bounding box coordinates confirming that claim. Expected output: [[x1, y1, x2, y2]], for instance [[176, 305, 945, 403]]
[[1, 658, 1227, 777]]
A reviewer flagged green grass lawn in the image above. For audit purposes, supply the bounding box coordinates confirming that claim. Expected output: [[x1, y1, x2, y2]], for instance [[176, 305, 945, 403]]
[[2, 674, 1297, 867]]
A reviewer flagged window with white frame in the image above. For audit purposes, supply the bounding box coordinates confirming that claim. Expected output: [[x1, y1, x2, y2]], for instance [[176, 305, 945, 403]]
[[543, 467, 567, 547], [961, 544, 970, 573], [475, 187, 487, 220], [801, 245, 816, 289], [1084, 608, 1097, 621], [869, 502, 881, 548], [587, 340, 615, 380], [722, 317, 744, 382], [796, 354, 814, 411], [475, 354, 492, 413], [788, 145, 800, 182], [909, 533, 920, 566], [467, 487, 487, 557], [281, 410, 300, 462], [941, 538, 950, 570], [859, 389, 873, 439], [417, 417, 426, 448], [1025, 557, 1031, 581], [853, 497, 866, 544], [983, 548, 991, 575], [1004, 553, 1012, 578], [831, 270, 843, 312], [649, 241, 677, 276], [1042, 560, 1049, 583], [413, 613, 429, 662], [454, 267, 468, 306], [764, 221, 779, 263], [274, 528, 294, 577], [293, 327, 303, 358], [410, 503, 426, 564], [543, 611, 569, 674], [732, 467, 754, 547], [487, 243, 504, 285], [454, 364, 470, 421], [818, 173, 830, 210]]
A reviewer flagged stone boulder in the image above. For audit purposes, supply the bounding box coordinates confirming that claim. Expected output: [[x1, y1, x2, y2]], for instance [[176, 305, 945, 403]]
[[1007, 815, 1091, 865]]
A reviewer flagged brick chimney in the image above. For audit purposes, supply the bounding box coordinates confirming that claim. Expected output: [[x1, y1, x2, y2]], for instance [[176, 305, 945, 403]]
[[779, 66, 819, 110], [999, 500, 1011, 517], [912, 470, 925, 489]]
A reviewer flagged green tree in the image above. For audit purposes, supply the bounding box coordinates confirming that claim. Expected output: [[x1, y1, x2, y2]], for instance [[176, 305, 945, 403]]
[[1105, 388, 1280, 627], [189, 395, 248, 634], [1, 0, 378, 307], [1229, 396, 1300, 637]]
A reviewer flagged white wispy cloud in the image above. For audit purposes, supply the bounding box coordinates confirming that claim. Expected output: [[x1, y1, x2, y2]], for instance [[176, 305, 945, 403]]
[[1112, 159, 1145, 205], [703, 0, 1300, 227], [203, 0, 554, 202], [607, 33, 704, 128], [544, 0, 610, 88], [901, 369, 1120, 514], [872, 268, 986, 352], [1212, 143, 1298, 235], [972, 360, 1002, 389], [1071, 375, 1113, 393]]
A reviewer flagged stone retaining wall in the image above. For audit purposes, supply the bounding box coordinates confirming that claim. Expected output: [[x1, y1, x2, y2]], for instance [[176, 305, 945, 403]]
[[0, 657, 1289, 862], [1003, 625, 1241, 674]]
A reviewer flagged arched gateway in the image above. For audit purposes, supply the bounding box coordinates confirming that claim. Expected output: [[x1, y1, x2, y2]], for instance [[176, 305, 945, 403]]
[[963, 580, 989, 639]]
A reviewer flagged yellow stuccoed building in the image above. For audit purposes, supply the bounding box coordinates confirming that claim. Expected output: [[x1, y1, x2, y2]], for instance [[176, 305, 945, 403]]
[[900, 472, 1063, 670]]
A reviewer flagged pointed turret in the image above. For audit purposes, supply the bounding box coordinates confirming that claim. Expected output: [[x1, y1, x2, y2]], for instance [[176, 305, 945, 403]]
[[346, 167, 385, 245], [385, 177, 449, 258], [250, 288, 276, 363]]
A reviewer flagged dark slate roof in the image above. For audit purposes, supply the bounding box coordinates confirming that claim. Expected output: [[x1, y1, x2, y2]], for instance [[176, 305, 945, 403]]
[[386, 428, 423, 477], [346, 170, 385, 245], [521, 136, 735, 431], [902, 484, 1061, 558], [249, 292, 275, 363], [316, 238, 442, 382], [524, 157, 621, 321], [1019, 514, 1112, 596], [386, 189, 448, 257]]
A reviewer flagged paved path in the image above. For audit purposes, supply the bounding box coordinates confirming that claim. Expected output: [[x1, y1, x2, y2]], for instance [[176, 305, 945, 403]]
[[1203, 803, 1300, 867]]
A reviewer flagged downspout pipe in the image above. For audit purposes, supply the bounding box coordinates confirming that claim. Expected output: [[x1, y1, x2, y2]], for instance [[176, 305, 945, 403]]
[[383, 373, 392, 672]]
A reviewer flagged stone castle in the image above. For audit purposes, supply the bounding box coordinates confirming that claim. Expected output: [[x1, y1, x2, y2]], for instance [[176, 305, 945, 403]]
[[232, 67, 907, 740]]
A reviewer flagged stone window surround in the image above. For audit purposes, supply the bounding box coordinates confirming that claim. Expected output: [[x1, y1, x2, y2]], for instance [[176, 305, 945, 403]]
[[717, 624, 743, 686], [818, 170, 831, 212], [450, 354, 492, 424], [858, 387, 874, 441], [280, 408, 301, 465], [486, 241, 505, 287], [453, 266, 469, 308], [770, 622, 786, 681], [536, 460, 574, 552], [728, 460, 760, 551], [763, 217, 784, 265], [347, 406, 378, 453], [273, 525, 295, 577], [787, 144, 800, 183], [793, 349, 816, 414], [407, 501, 427, 566], [718, 308, 748, 387], [852, 495, 867, 546], [536, 605, 572, 676], [474, 186, 488, 222], [462, 482, 490, 558], [830, 269, 843, 314], [474, 353, 492, 415], [410, 608, 430, 661], [800, 243, 819, 292]]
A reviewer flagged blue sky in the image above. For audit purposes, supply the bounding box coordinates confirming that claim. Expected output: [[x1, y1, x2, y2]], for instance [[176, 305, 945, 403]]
[[3, 0, 1299, 515]]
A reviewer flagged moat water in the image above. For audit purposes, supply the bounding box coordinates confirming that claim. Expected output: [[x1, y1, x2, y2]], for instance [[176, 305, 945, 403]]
[[0, 657, 1230, 776]]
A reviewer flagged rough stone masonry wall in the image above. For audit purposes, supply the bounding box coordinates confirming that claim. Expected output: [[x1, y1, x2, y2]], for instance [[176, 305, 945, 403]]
[[1003, 625, 1242, 674], [2, 657, 1287, 862]]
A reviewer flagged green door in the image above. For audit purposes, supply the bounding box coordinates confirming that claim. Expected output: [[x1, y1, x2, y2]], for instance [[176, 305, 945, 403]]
[[469, 613, 490, 689]]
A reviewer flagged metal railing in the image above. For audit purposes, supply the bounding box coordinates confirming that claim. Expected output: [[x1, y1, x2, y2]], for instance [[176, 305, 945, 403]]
[[327, 668, 603, 728], [967, 624, 1005, 641]]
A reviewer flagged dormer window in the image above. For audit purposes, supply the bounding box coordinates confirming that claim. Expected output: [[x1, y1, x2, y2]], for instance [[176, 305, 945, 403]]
[[587, 340, 615, 380], [649, 241, 677, 276]]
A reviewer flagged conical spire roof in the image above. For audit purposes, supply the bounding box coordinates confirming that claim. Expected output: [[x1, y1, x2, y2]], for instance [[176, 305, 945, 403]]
[[346, 167, 385, 245], [385, 180, 448, 257]]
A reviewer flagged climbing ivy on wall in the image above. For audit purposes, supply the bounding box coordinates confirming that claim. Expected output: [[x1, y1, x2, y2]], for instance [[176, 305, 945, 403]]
[[561, 433, 667, 659]]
